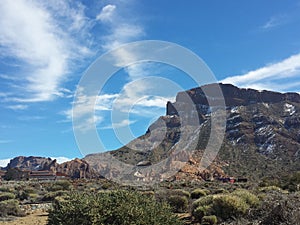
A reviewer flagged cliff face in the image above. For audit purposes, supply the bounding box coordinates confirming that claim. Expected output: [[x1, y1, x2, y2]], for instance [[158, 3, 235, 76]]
[[171, 83, 300, 112], [57, 158, 98, 179]]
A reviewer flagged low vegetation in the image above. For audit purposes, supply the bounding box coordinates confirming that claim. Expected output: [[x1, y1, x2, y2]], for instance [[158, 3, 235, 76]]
[[48, 190, 183, 225], [0, 177, 299, 224]]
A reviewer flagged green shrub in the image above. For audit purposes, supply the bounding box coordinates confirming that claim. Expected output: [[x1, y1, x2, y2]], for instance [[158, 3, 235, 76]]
[[281, 172, 300, 191], [193, 205, 212, 221], [259, 186, 283, 193], [211, 194, 249, 220], [16, 191, 29, 201], [24, 187, 37, 194], [0, 192, 15, 201], [232, 189, 260, 207], [47, 180, 72, 192], [192, 195, 214, 210], [0, 187, 11, 192], [170, 189, 191, 198], [48, 190, 183, 225], [192, 194, 250, 221], [191, 188, 208, 199], [42, 191, 69, 202], [166, 195, 188, 213], [214, 188, 229, 194], [0, 199, 24, 217], [201, 215, 217, 225]]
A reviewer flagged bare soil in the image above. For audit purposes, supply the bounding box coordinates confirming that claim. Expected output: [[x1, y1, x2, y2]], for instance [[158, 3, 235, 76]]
[[0, 211, 48, 225]]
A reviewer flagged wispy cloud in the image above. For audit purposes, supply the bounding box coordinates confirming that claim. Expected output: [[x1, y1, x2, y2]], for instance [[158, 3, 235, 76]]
[[96, 4, 144, 52], [70, 79, 174, 132], [261, 14, 290, 30], [221, 53, 300, 92], [17, 116, 45, 121], [5, 104, 28, 110], [0, 0, 93, 102], [100, 119, 137, 130], [0, 140, 12, 144], [96, 3, 146, 79]]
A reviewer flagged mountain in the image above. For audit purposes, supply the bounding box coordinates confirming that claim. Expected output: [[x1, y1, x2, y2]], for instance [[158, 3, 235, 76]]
[[4, 156, 99, 179], [84, 83, 300, 183], [5, 156, 55, 171]]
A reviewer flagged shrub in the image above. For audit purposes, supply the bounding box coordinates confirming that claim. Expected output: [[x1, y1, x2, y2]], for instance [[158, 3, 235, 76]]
[[232, 189, 260, 207], [191, 188, 208, 199], [47, 180, 72, 192], [211, 194, 249, 220], [192, 194, 250, 221], [259, 186, 283, 193], [16, 191, 29, 201], [170, 189, 191, 198], [0, 187, 11, 192], [214, 188, 229, 194], [42, 191, 69, 202], [48, 190, 183, 225], [0, 199, 24, 217], [193, 205, 212, 221], [201, 215, 217, 225], [192, 195, 214, 210], [24, 187, 37, 194], [0, 192, 15, 201], [281, 172, 300, 191], [166, 195, 188, 213]]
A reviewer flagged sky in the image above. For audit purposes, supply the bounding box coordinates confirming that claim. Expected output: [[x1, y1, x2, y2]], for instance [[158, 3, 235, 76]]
[[1, 0, 300, 166]]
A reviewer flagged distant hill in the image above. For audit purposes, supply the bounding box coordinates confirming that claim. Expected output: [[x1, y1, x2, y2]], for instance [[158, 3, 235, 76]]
[[3, 156, 99, 179]]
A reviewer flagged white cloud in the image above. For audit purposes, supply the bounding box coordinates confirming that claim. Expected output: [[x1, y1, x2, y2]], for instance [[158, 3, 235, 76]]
[[52, 156, 73, 164], [96, 3, 145, 79], [0, 158, 10, 167], [0, 0, 93, 102], [221, 53, 300, 92], [69, 80, 173, 132], [100, 119, 136, 130], [96, 4, 116, 22]]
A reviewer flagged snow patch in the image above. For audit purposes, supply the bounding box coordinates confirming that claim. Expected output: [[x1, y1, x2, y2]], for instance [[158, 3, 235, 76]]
[[263, 103, 269, 108], [230, 106, 239, 113], [284, 103, 296, 115]]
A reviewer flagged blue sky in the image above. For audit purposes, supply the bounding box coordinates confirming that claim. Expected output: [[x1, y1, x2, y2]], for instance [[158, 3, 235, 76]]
[[1, 0, 300, 166]]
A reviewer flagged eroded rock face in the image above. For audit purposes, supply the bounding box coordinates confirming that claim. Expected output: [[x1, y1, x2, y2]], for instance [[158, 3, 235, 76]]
[[57, 158, 98, 179], [6, 156, 55, 171], [5, 156, 99, 179]]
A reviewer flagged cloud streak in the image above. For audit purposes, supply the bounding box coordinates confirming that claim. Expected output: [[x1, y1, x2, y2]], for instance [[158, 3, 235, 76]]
[[0, 0, 93, 102], [221, 53, 300, 92]]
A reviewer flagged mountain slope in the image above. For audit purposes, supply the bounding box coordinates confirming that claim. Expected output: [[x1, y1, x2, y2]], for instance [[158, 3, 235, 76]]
[[85, 83, 300, 183]]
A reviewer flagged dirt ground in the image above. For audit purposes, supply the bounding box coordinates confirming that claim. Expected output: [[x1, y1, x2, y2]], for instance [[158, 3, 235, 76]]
[[0, 211, 48, 225]]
